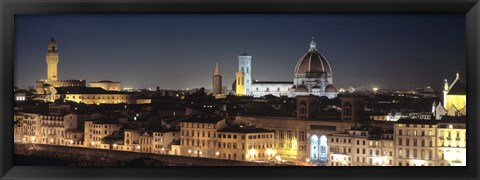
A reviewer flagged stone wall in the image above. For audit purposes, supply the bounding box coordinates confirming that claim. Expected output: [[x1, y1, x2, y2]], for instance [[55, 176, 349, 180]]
[[14, 143, 274, 166]]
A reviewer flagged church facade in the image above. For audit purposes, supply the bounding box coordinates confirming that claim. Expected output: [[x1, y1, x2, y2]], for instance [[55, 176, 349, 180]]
[[434, 72, 467, 119], [233, 37, 338, 99]]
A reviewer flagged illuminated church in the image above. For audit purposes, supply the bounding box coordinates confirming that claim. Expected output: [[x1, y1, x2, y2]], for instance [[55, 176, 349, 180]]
[[433, 72, 466, 119], [233, 37, 338, 99]]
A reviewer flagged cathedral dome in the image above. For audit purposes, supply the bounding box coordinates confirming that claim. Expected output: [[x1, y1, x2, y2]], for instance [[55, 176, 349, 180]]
[[294, 37, 332, 78], [325, 84, 337, 93], [294, 85, 308, 92]]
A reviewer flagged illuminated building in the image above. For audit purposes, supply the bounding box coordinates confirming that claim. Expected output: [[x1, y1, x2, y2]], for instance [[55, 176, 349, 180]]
[[179, 116, 228, 158], [394, 119, 438, 166], [212, 62, 223, 96], [436, 116, 466, 166], [115, 129, 180, 154], [216, 126, 274, 161], [328, 128, 395, 166], [178, 116, 274, 161], [34, 38, 142, 105], [46, 86, 140, 105], [237, 95, 364, 164], [36, 38, 86, 95], [84, 120, 124, 149], [435, 73, 466, 119], [90, 80, 122, 91], [151, 130, 180, 155], [235, 72, 245, 96], [291, 37, 337, 98], [46, 37, 59, 81], [234, 38, 338, 98], [238, 52, 252, 95]]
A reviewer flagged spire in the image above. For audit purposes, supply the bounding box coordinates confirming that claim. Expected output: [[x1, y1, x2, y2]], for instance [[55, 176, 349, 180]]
[[214, 62, 220, 76], [456, 71, 460, 80], [243, 47, 247, 55], [444, 79, 449, 91], [309, 37, 317, 51]]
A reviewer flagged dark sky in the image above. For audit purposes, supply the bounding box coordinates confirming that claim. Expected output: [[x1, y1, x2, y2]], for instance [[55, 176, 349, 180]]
[[15, 14, 466, 90]]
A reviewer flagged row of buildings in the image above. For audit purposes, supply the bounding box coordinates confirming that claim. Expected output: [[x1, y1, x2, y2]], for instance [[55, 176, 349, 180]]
[[14, 93, 466, 166]]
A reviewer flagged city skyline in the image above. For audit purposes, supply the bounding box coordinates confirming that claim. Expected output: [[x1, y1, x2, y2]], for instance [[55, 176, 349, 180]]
[[15, 14, 466, 90]]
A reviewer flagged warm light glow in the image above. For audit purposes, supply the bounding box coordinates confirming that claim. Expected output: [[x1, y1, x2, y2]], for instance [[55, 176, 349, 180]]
[[136, 145, 140, 149], [161, 147, 165, 151], [248, 149, 257, 159], [188, 149, 192, 153], [306, 158, 310, 163], [113, 144, 117, 147], [275, 155, 282, 161], [215, 151, 220, 156], [411, 159, 426, 166], [70, 140, 74, 144], [50, 139, 54, 142]]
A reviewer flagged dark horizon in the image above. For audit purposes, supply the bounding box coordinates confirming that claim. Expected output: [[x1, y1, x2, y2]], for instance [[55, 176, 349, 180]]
[[14, 14, 466, 91]]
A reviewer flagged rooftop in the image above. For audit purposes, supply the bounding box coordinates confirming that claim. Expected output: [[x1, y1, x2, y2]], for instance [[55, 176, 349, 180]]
[[218, 126, 273, 133], [180, 115, 224, 124], [252, 81, 293, 84], [55, 87, 133, 95]]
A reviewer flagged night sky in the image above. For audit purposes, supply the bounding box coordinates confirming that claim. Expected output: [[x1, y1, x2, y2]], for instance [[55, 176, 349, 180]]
[[14, 14, 466, 91]]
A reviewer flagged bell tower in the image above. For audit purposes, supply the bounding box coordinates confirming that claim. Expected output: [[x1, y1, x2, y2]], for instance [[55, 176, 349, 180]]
[[235, 71, 245, 96], [238, 50, 251, 95], [46, 37, 59, 81]]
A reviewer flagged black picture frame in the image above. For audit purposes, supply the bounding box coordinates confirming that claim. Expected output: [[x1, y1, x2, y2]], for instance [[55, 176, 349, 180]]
[[1, 0, 479, 179]]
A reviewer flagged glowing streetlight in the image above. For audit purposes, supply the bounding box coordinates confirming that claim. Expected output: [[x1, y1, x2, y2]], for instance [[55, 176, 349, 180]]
[[113, 144, 117, 147], [306, 158, 310, 163], [215, 151, 220, 156], [50, 138, 54, 143]]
